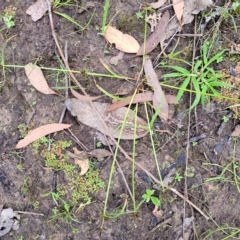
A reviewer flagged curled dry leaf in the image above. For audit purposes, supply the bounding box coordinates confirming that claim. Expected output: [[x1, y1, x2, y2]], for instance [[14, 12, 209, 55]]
[[0, 208, 20, 237], [172, 0, 185, 24], [104, 26, 140, 53], [137, 11, 169, 56], [144, 57, 168, 121], [65, 98, 148, 140], [150, 0, 167, 9], [15, 124, 71, 148], [26, 0, 50, 22], [25, 63, 57, 95], [73, 147, 89, 176]]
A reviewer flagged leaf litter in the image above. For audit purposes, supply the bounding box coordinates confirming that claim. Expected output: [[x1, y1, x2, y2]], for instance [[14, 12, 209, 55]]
[[137, 11, 170, 56], [24, 63, 57, 95], [172, 0, 185, 24], [72, 147, 89, 176], [65, 98, 148, 139], [26, 0, 51, 22], [143, 57, 169, 121], [0, 208, 20, 237], [15, 124, 71, 148], [104, 25, 140, 53], [105, 92, 176, 112]]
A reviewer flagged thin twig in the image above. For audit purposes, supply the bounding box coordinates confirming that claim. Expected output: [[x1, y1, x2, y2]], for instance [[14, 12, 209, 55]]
[[14, 211, 44, 216], [46, 0, 209, 220]]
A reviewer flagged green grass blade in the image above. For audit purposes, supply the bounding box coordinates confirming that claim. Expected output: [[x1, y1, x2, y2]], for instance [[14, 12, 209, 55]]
[[176, 76, 191, 103], [191, 77, 201, 109], [163, 65, 190, 74]]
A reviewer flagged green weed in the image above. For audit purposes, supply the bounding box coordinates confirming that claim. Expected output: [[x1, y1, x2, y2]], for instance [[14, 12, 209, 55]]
[[141, 189, 161, 206], [163, 41, 232, 109]]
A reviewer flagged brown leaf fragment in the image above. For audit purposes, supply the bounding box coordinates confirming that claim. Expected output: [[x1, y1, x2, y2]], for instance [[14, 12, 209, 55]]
[[144, 57, 168, 121], [104, 26, 140, 53], [105, 92, 154, 112], [70, 86, 103, 101], [137, 11, 170, 56], [231, 125, 240, 136], [26, 0, 50, 22], [78, 1, 95, 13], [105, 93, 176, 112], [15, 124, 71, 148], [89, 149, 113, 160], [73, 147, 89, 175], [65, 98, 148, 139], [24, 63, 57, 95], [95, 132, 115, 146], [150, 0, 167, 9], [172, 0, 184, 24], [110, 51, 124, 65]]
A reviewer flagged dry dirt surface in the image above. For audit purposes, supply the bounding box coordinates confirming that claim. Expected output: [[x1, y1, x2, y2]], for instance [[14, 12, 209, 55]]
[[1, 0, 240, 239]]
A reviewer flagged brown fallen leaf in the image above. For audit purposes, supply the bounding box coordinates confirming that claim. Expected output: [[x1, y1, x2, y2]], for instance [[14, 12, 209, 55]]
[[70, 86, 103, 101], [25, 63, 57, 95], [110, 51, 124, 65], [105, 92, 154, 112], [78, 1, 95, 13], [15, 124, 71, 149], [150, 0, 167, 9], [105, 92, 176, 112], [73, 147, 89, 176], [137, 11, 169, 56], [231, 125, 240, 137], [65, 98, 148, 140], [163, 0, 212, 43], [89, 149, 112, 160], [26, 0, 50, 22], [172, 0, 185, 24], [104, 26, 140, 53], [144, 57, 168, 121]]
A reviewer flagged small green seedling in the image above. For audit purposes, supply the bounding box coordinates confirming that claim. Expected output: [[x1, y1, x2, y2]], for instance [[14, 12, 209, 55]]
[[222, 115, 229, 123], [192, 141, 198, 146], [136, 11, 144, 20], [232, 1, 240, 11], [142, 189, 161, 206], [2, 10, 15, 29], [175, 172, 183, 182]]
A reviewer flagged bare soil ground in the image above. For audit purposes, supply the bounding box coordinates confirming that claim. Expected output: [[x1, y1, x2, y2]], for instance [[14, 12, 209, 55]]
[[1, 0, 240, 239]]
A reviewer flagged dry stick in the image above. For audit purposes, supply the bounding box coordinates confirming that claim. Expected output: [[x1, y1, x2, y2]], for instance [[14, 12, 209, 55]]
[[15, 211, 44, 216], [46, 0, 209, 220], [183, 20, 198, 238]]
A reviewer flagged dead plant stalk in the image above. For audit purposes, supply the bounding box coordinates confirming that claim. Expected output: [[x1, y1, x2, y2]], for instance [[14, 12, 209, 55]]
[[46, 0, 209, 220]]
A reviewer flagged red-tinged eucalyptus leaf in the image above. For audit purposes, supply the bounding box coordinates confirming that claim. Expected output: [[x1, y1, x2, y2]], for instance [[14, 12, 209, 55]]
[[15, 124, 71, 148], [104, 26, 140, 53], [144, 57, 168, 121], [137, 11, 169, 56], [24, 63, 57, 95]]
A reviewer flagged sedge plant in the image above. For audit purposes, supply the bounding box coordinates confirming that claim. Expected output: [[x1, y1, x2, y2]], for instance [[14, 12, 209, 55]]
[[162, 41, 233, 109]]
